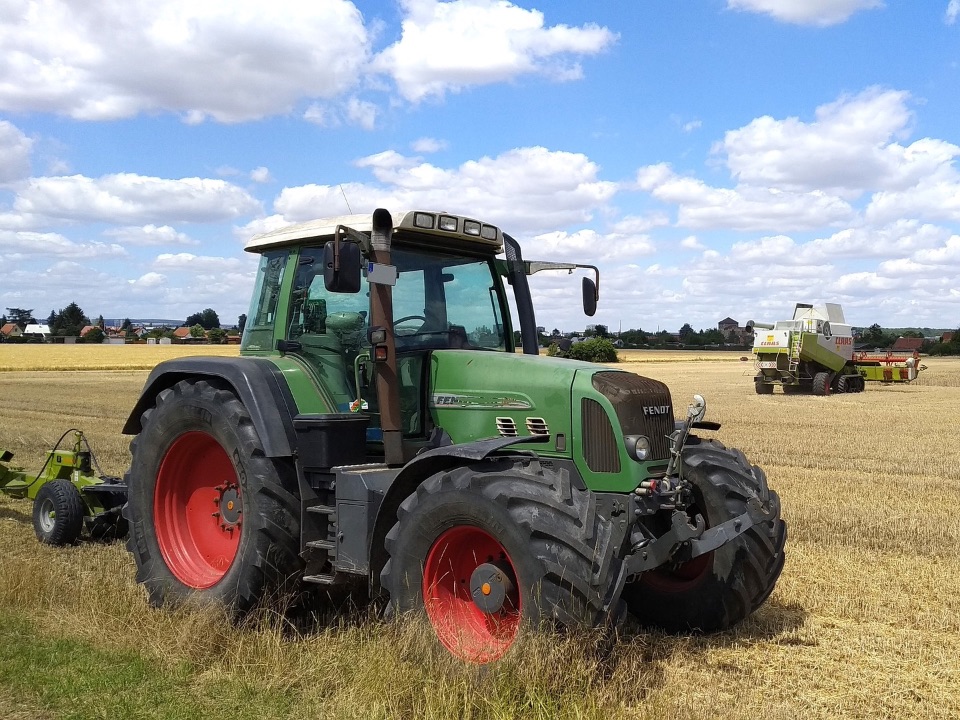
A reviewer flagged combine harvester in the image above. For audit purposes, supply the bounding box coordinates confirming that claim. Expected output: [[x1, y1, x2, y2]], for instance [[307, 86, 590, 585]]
[[749, 303, 923, 395]]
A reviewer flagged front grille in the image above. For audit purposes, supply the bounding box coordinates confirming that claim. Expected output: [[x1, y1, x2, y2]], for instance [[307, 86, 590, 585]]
[[581, 398, 620, 473], [591, 372, 674, 461]]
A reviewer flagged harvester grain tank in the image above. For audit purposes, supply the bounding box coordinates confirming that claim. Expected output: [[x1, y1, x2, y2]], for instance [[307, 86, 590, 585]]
[[749, 303, 922, 395]]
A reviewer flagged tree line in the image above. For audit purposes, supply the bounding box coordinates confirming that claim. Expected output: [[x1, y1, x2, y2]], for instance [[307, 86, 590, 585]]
[[1, 305, 247, 343]]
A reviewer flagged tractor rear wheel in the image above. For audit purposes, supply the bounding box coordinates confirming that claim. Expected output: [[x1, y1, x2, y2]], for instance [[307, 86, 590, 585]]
[[622, 442, 786, 632], [812, 372, 831, 396], [382, 458, 622, 663], [33, 479, 85, 546], [124, 379, 302, 614]]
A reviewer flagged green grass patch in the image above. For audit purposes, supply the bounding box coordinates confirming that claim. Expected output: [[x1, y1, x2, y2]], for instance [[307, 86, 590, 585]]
[[0, 612, 298, 720]]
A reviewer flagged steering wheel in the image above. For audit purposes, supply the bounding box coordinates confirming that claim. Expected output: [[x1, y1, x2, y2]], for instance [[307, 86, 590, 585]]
[[393, 314, 427, 337], [393, 315, 427, 327]]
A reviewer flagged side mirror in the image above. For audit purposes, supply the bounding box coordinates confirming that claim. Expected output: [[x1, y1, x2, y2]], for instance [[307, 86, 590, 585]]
[[323, 240, 361, 293], [582, 277, 597, 317]]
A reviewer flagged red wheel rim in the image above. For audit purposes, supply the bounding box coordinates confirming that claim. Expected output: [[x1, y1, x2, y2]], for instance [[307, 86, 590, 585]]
[[422, 526, 521, 663], [154, 432, 241, 588], [641, 551, 712, 593]]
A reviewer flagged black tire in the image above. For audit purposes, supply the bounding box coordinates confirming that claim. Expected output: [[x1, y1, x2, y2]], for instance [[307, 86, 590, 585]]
[[123, 379, 302, 614], [88, 512, 129, 542], [33, 479, 85, 546], [781, 383, 803, 394], [836, 376, 849, 393], [381, 458, 623, 663], [754, 378, 773, 394], [812, 372, 830, 396], [622, 442, 787, 633]]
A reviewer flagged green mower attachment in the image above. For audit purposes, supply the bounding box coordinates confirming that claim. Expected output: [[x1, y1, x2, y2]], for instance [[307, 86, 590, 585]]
[[0, 430, 128, 545]]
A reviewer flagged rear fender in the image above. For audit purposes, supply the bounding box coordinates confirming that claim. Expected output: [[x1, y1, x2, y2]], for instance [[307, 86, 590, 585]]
[[122, 357, 298, 458]]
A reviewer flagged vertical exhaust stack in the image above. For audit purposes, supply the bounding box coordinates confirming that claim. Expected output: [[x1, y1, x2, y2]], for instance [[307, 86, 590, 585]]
[[368, 208, 404, 466]]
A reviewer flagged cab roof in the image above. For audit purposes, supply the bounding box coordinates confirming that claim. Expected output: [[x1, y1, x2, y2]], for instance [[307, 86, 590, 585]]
[[244, 210, 504, 253]]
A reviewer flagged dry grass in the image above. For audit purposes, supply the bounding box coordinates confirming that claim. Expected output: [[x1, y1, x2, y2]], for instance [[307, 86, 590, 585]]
[[1, 350, 959, 719], [0, 343, 239, 372]]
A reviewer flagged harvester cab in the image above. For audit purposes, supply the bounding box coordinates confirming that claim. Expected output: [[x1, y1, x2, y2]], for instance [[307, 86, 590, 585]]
[[119, 207, 786, 663]]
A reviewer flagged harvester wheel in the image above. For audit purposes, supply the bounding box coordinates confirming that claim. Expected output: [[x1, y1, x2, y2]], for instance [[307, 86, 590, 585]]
[[382, 458, 622, 663], [33, 479, 85, 546], [622, 443, 786, 633], [812, 372, 831, 396], [124, 379, 302, 614], [753, 378, 773, 394]]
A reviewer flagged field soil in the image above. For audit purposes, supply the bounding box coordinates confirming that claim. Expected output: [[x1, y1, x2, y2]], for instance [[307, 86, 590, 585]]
[[1, 345, 958, 719]]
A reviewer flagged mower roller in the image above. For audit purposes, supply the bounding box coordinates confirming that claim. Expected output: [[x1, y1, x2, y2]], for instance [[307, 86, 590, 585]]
[[0, 430, 128, 545]]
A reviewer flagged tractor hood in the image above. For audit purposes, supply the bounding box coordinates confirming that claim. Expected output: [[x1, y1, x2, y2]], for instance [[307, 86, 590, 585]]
[[428, 351, 675, 492]]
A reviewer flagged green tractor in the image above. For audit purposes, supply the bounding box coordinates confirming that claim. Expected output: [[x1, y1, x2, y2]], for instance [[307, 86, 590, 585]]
[[122, 208, 786, 662]]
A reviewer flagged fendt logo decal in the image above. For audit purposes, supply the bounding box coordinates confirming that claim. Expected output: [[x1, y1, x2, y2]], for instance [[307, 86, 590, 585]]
[[642, 405, 671, 416]]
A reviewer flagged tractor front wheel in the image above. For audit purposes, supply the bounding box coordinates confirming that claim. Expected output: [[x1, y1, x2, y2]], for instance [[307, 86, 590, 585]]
[[623, 443, 786, 632], [124, 379, 302, 613], [382, 459, 622, 663], [33, 479, 85, 546]]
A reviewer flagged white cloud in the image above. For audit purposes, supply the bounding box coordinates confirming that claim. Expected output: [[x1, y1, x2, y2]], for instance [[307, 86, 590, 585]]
[[682, 120, 702, 134], [0, 230, 126, 259], [411, 137, 448, 153], [13, 174, 260, 224], [716, 89, 958, 199], [0, 0, 369, 121], [947, 0, 959, 24], [345, 97, 378, 130], [680, 235, 705, 250], [0, 120, 33, 184], [637, 163, 853, 231], [104, 224, 198, 247], [153, 253, 246, 272], [529, 228, 655, 262], [726, 0, 883, 26], [249, 167, 273, 184], [129, 272, 167, 289], [275, 146, 617, 233], [372, 0, 617, 101]]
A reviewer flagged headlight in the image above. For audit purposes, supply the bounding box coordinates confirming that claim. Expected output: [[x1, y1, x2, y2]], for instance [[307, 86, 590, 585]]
[[624, 435, 651, 462]]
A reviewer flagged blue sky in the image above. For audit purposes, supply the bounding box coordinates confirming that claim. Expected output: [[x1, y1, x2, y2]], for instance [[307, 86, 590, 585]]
[[2, 0, 960, 333]]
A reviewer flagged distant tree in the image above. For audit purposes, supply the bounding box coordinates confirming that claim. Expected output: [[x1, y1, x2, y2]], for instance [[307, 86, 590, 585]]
[[47, 309, 57, 326], [5, 308, 35, 326], [701, 328, 725, 345], [185, 308, 220, 330], [95, 315, 105, 329], [207, 328, 227, 344], [238, 313, 247, 334], [83, 327, 105, 344], [121, 317, 132, 331], [51, 302, 90, 337], [189, 323, 206, 338], [679, 323, 695, 341]]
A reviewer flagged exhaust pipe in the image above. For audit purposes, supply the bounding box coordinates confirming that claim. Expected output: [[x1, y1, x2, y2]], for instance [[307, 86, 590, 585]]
[[369, 208, 404, 466]]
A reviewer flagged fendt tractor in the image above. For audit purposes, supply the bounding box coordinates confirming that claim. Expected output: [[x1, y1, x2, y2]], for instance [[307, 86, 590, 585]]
[[750, 303, 923, 396], [108, 208, 784, 662]]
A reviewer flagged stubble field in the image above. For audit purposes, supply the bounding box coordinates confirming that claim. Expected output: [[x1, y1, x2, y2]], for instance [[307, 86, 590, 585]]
[[0, 345, 958, 719]]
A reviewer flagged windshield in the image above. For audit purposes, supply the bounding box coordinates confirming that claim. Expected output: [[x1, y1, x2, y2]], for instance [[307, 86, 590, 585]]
[[391, 247, 508, 351]]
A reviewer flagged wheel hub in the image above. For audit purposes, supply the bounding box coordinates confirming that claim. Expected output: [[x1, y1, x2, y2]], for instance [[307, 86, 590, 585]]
[[214, 482, 242, 530], [469, 561, 515, 614]]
